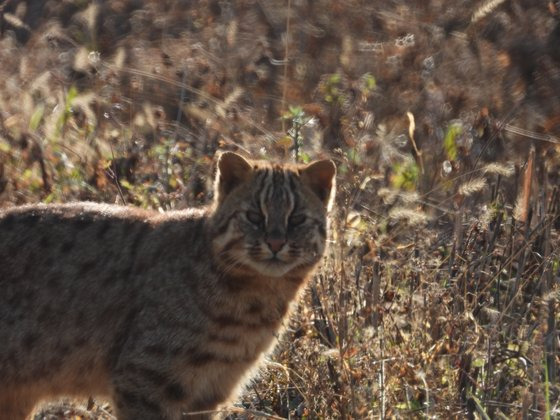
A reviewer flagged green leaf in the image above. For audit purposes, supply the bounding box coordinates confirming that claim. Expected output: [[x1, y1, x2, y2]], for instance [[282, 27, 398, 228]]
[[328, 73, 341, 85], [276, 136, 293, 150], [22, 168, 33, 180], [0, 138, 11, 153], [299, 151, 311, 164], [361, 72, 377, 92], [472, 358, 485, 368], [65, 86, 78, 112], [120, 179, 133, 190], [289, 105, 304, 117], [346, 148, 361, 165], [44, 193, 56, 204], [29, 103, 45, 131], [391, 160, 419, 190], [55, 85, 79, 134], [444, 122, 462, 161]]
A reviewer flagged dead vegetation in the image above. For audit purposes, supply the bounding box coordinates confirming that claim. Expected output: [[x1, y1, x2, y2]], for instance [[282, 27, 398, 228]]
[[1, 0, 559, 418]]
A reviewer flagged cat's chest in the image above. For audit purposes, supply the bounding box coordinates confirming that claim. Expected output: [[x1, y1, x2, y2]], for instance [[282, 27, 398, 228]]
[[188, 279, 293, 361], [178, 324, 279, 406], [204, 322, 279, 362]]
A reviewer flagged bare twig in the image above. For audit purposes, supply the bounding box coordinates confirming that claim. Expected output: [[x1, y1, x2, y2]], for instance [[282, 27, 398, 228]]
[[280, 0, 292, 133]]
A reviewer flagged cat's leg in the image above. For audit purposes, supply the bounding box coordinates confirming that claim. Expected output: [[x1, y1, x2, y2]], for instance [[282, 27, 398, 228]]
[[111, 384, 167, 420], [111, 368, 189, 420], [109, 351, 189, 420], [110, 366, 223, 420]]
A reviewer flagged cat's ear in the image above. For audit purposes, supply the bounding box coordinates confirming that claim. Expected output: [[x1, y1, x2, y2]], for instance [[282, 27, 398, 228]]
[[300, 159, 336, 209], [215, 152, 253, 203]]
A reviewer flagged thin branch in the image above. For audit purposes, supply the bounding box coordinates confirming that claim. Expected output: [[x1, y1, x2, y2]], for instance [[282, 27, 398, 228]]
[[281, 0, 292, 132]]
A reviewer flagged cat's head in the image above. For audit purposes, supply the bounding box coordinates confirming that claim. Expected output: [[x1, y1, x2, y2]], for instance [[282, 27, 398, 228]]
[[211, 152, 336, 278]]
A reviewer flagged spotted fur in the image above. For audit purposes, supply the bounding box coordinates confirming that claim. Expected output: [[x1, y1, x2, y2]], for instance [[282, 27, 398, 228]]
[[0, 152, 336, 420]]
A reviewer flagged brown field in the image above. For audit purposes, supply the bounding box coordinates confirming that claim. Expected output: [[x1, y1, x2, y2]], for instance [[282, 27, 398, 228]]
[[1, 0, 559, 418]]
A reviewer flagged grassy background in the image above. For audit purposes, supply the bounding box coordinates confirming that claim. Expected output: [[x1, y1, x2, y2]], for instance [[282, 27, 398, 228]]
[[1, 0, 559, 418]]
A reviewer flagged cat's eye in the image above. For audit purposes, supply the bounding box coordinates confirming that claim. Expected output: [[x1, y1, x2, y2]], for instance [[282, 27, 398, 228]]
[[289, 214, 306, 226], [246, 211, 264, 225]]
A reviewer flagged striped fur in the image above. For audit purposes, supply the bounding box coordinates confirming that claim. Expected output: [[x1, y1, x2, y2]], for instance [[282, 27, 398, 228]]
[[0, 152, 335, 420]]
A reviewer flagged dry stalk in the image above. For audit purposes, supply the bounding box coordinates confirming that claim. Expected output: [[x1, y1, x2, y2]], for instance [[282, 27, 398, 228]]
[[281, 0, 292, 133], [516, 146, 535, 223]]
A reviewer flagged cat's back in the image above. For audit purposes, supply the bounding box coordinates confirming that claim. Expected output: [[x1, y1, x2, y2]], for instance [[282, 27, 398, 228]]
[[1, 202, 144, 280], [0, 201, 207, 286], [0, 201, 149, 239], [0, 201, 151, 234]]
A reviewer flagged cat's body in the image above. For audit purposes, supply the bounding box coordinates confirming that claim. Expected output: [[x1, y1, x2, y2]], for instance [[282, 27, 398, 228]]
[[0, 152, 336, 419]]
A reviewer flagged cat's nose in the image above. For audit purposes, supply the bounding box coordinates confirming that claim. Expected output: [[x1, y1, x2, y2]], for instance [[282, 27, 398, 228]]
[[266, 238, 286, 253]]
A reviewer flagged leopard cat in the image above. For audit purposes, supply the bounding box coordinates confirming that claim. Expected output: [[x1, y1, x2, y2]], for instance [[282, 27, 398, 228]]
[[0, 152, 336, 419]]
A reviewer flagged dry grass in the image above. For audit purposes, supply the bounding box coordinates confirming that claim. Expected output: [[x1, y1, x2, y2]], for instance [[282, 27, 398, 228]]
[[1, 0, 559, 418]]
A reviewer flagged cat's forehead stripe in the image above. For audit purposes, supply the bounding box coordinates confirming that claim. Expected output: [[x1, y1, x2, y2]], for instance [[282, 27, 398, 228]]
[[288, 173, 300, 213], [271, 169, 292, 212], [258, 168, 272, 218], [283, 172, 295, 215], [252, 167, 298, 217], [254, 170, 269, 208]]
